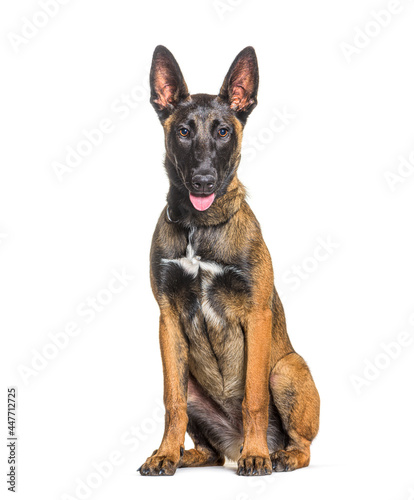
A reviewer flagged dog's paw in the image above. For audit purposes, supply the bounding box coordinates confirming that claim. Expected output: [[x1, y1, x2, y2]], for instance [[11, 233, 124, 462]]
[[237, 455, 272, 476], [138, 451, 180, 476], [270, 449, 310, 472]]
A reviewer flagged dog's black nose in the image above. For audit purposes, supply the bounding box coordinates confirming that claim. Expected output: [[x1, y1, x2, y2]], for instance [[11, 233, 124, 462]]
[[191, 174, 216, 194]]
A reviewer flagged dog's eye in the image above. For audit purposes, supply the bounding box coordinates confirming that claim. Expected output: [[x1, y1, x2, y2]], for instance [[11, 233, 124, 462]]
[[179, 128, 190, 137], [218, 128, 229, 138]]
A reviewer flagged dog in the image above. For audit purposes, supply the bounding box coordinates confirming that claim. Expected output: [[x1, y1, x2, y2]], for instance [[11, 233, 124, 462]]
[[138, 46, 320, 476]]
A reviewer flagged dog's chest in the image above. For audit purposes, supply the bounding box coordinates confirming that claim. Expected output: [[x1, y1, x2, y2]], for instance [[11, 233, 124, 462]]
[[160, 227, 250, 311], [161, 228, 224, 279], [159, 228, 250, 400]]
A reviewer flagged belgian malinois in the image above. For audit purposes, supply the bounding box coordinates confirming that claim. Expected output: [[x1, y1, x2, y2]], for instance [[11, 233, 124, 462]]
[[139, 46, 320, 476]]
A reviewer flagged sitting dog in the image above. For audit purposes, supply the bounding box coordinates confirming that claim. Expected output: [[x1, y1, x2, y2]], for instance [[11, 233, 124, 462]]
[[139, 45, 320, 476]]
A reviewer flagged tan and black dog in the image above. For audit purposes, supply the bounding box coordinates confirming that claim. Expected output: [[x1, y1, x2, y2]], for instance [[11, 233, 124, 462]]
[[139, 46, 320, 476]]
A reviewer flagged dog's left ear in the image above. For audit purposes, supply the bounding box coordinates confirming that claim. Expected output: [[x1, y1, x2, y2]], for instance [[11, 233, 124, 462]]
[[150, 45, 189, 123], [218, 46, 259, 123]]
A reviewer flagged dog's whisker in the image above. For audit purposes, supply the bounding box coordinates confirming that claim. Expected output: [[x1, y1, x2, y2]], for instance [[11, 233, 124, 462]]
[[173, 156, 191, 190]]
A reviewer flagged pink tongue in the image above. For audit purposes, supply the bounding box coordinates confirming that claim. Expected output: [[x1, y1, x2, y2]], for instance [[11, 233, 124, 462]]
[[189, 193, 215, 211]]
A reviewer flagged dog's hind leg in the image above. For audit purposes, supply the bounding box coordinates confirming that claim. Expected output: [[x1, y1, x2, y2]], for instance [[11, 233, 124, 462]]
[[179, 375, 237, 468], [179, 416, 225, 468], [269, 352, 320, 472]]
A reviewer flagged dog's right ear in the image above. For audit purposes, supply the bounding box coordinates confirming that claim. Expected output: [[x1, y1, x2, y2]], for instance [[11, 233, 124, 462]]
[[150, 45, 189, 123]]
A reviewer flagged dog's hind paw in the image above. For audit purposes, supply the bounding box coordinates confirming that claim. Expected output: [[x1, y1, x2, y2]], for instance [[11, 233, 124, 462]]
[[270, 449, 310, 472]]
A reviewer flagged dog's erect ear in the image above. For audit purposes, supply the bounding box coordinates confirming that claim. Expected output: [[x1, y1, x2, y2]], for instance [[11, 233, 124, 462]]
[[150, 45, 189, 123], [218, 46, 259, 123]]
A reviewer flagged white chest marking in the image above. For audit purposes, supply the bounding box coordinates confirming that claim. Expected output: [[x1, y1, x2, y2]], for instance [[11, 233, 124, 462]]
[[161, 228, 227, 329], [161, 228, 223, 278]]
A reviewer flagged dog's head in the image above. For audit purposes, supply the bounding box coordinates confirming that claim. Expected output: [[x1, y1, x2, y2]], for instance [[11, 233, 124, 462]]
[[149, 45, 259, 213]]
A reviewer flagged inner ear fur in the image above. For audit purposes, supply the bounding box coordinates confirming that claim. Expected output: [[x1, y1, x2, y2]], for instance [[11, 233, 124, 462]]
[[219, 46, 259, 121], [150, 45, 189, 121]]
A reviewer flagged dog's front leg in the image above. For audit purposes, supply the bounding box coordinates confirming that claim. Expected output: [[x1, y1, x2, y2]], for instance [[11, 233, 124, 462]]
[[238, 307, 273, 476], [139, 308, 189, 476]]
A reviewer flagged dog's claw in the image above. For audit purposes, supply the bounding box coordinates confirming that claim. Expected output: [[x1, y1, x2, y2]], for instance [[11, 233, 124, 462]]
[[139, 454, 179, 476], [237, 456, 272, 476]]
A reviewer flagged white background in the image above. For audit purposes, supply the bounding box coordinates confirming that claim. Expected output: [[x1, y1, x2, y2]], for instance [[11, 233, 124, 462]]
[[1, 1, 414, 499]]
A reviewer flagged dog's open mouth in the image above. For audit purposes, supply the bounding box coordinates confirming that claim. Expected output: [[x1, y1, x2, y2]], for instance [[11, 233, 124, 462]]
[[189, 193, 215, 211]]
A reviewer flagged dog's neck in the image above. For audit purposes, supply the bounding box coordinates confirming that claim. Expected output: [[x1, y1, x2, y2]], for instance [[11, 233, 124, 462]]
[[166, 176, 246, 228]]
